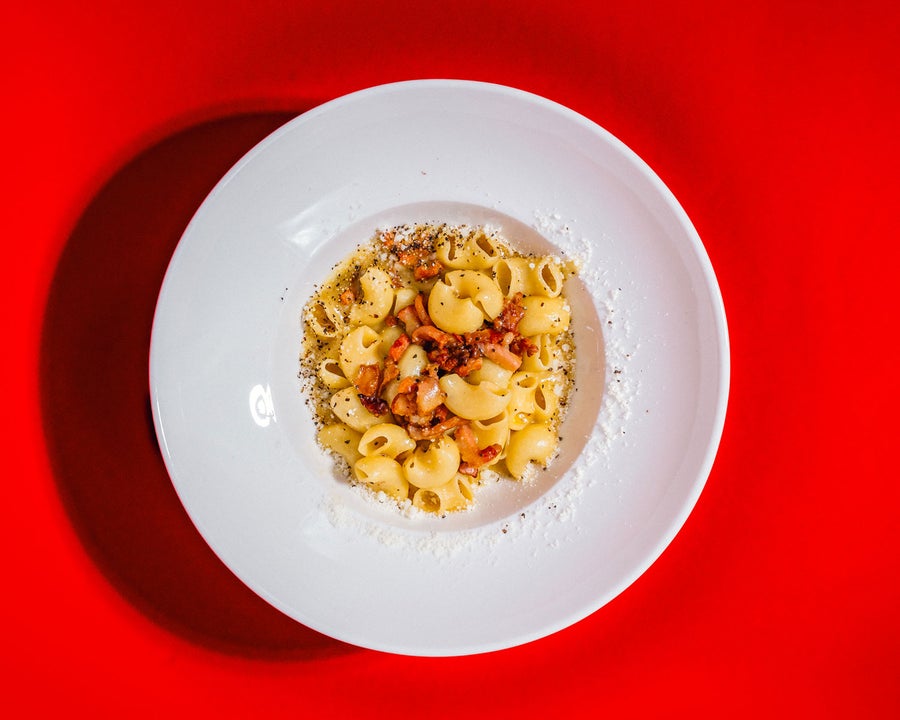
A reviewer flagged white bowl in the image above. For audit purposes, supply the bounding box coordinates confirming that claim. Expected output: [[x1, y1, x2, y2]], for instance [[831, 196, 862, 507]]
[[150, 80, 729, 656]]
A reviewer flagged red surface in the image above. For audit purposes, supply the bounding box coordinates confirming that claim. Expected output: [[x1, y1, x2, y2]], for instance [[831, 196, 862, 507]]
[[5, 1, 898, 716]]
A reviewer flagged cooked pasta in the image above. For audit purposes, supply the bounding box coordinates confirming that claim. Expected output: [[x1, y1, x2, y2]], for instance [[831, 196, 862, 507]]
[[412, 474, 474, 513], [358, 423, 416, 458], [354, 455, 409, 500], [300, 223, 578, 514], [505, 422, 558, 479], [317, 423, 363, 466], [439, 375, 510, 421]]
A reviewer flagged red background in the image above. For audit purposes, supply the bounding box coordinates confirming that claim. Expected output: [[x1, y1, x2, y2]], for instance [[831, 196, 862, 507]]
[[5, 1, 898, 716]]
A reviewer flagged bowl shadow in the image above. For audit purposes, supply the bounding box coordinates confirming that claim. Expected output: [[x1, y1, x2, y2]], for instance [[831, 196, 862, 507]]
[[40, 110, 359, 660]]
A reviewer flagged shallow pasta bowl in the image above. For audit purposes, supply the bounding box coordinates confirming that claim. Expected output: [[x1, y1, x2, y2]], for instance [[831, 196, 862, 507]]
[[150, 80, 729, 656]]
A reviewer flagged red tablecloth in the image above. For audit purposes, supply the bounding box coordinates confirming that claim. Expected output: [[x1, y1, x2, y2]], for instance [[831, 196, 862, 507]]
[[6, 1, 898, 716]]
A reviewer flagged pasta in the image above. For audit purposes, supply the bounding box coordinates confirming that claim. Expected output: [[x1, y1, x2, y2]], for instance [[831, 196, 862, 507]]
[[300, 223, 578, 514], [402, 435, 460, 489], [354, 456, 409, 500], [505, 423, 558, 479], [517, 296, 571, 336], [438, 374, 510, 421], [317, 423, 363, 466], [328, 386, 384, 432], [349, 266, 394, 327], [358, 422, 416, 458], [412, 475, 474, 513], [427, 271, 504, 334]]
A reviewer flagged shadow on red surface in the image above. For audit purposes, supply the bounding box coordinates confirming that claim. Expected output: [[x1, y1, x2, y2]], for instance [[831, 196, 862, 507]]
[[40, 110, 359, 660]]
